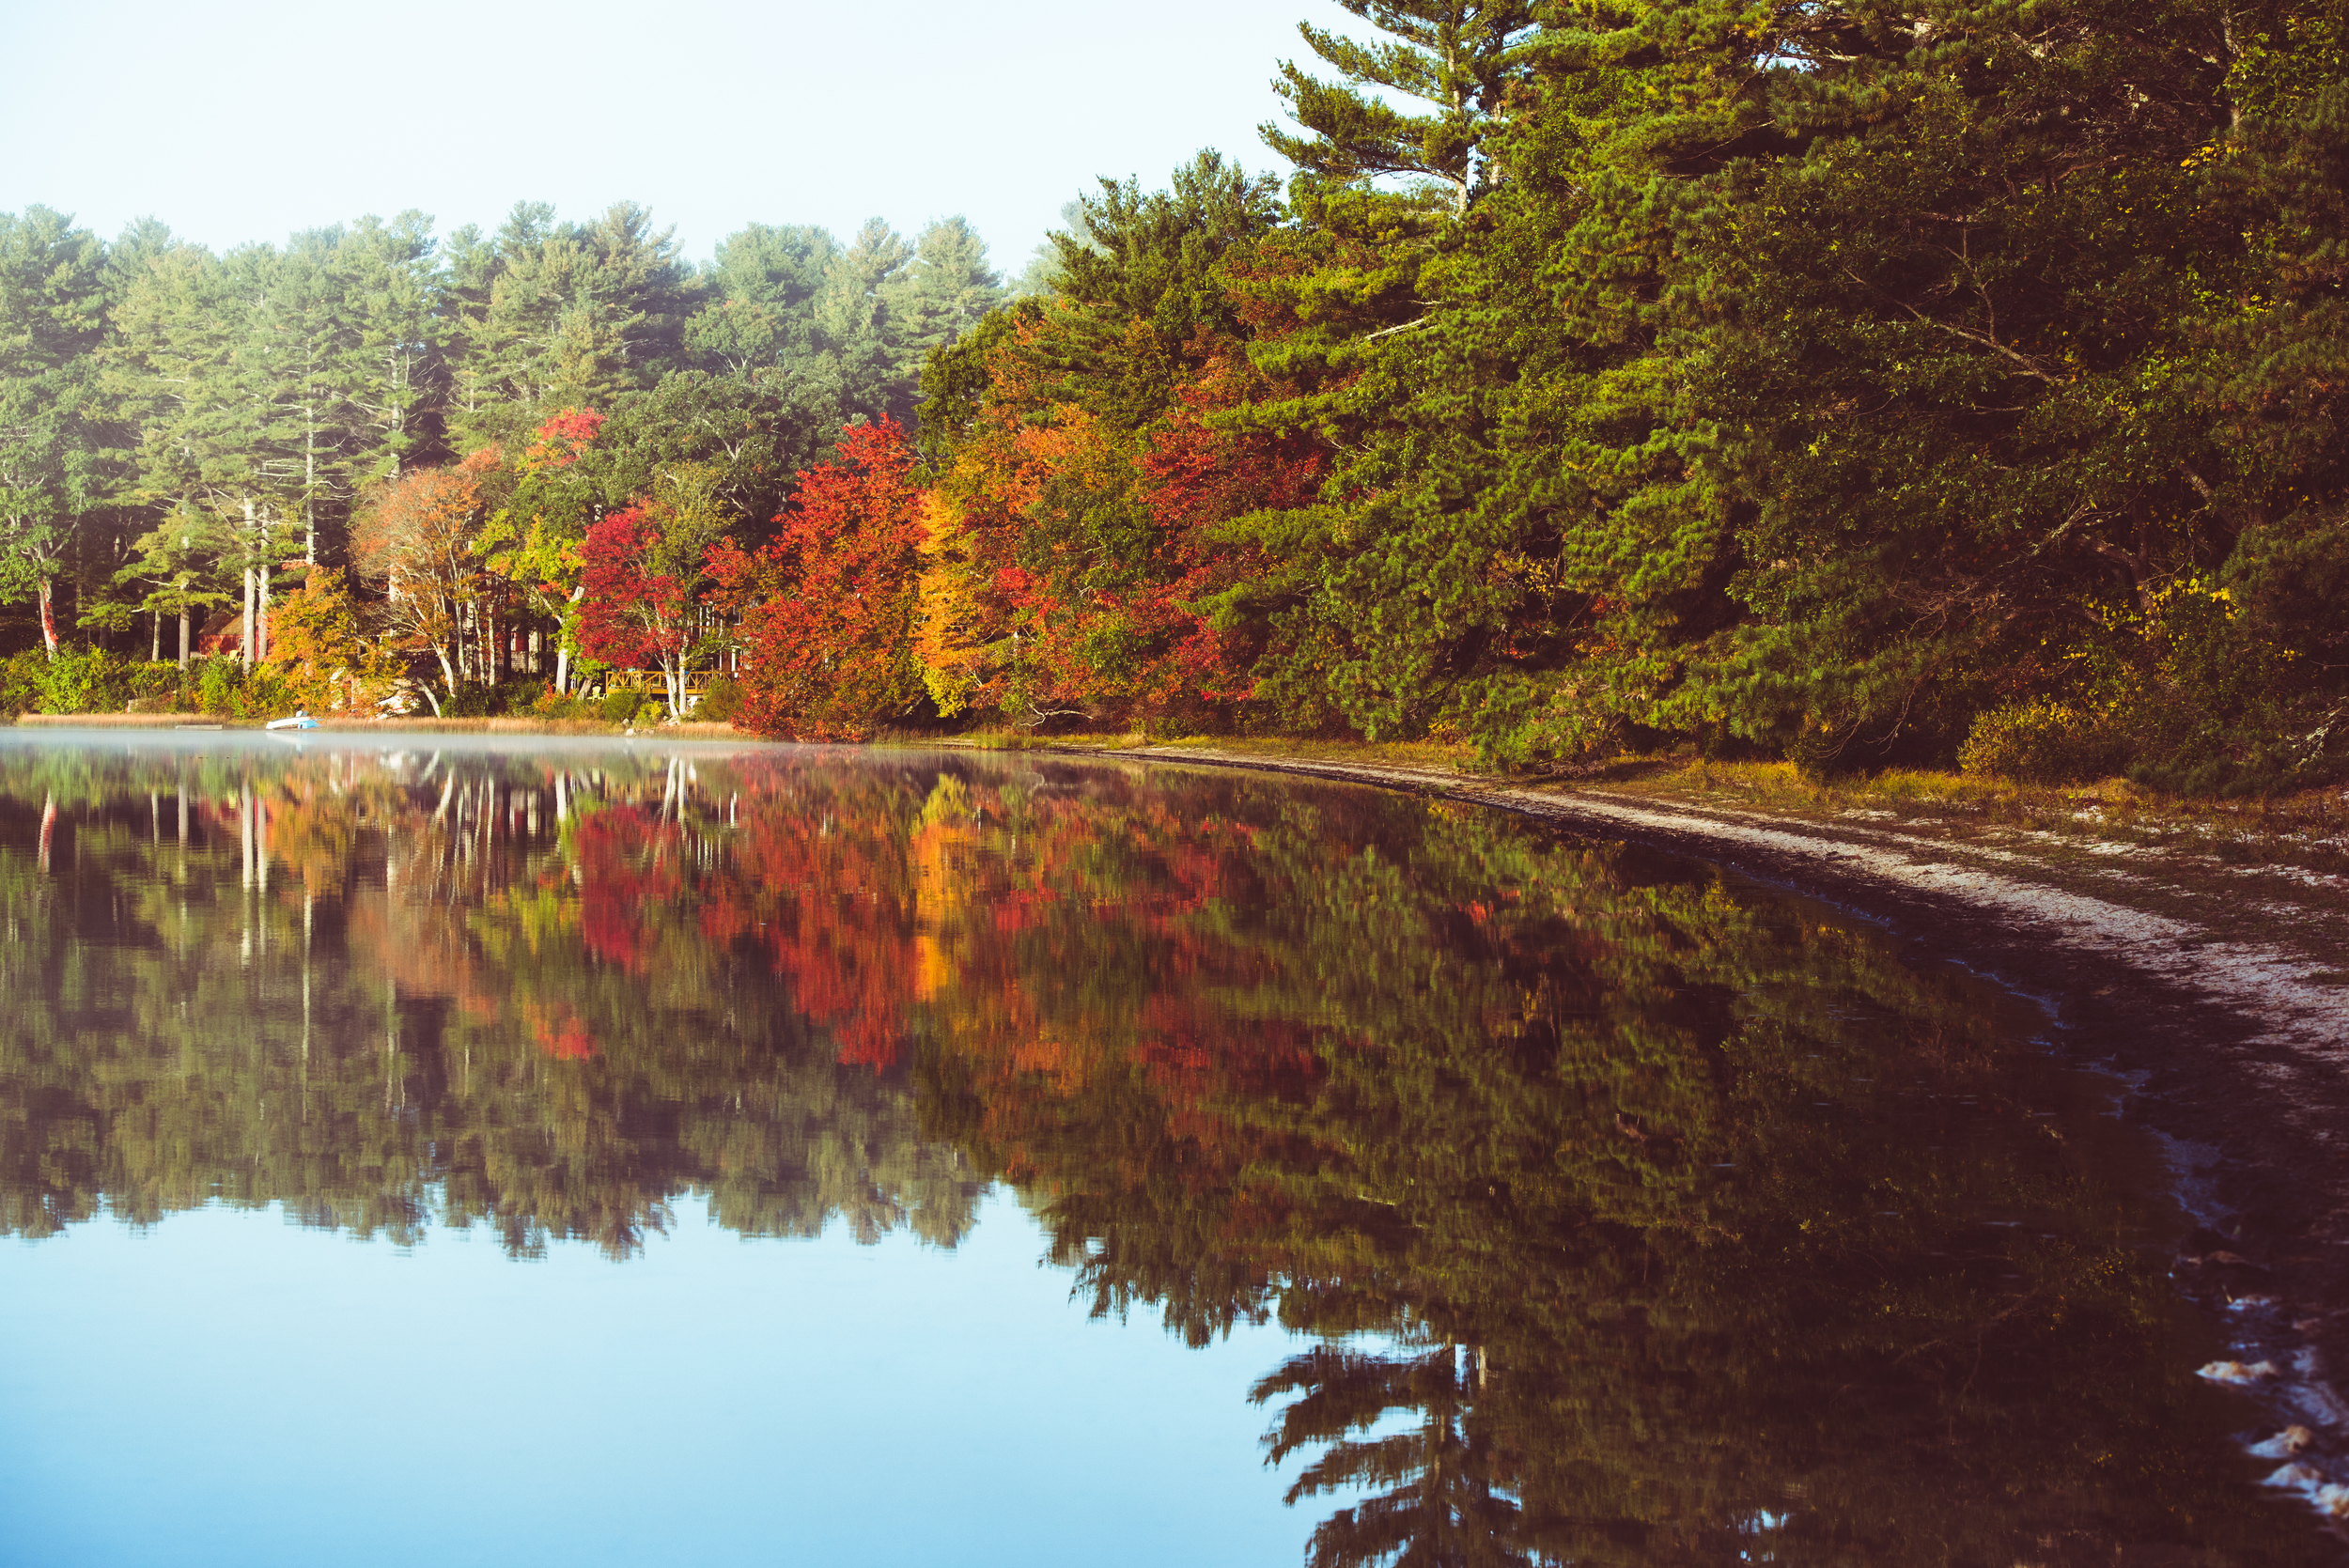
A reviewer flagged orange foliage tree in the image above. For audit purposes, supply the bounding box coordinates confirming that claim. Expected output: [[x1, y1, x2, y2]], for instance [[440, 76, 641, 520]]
[[915, 329, 1325, 731], [350, 451, 496, 712], [262, 567, 399, 711]]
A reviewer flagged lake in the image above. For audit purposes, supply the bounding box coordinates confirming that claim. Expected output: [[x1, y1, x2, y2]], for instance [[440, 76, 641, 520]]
[[0, 733, 2326, 1566]]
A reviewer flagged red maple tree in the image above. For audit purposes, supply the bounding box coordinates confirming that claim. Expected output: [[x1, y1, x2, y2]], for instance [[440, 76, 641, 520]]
[[710, 419, 926, 739]]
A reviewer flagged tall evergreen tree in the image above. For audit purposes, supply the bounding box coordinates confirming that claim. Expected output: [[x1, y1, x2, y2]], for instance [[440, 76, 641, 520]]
[[687, 222, 837, 375], [813, 217, 916, 423], [0, 208, 117, 654], [331, 211, 442, 493], [1261, 0, 1538, 215], [881, 215, 1003, 369], [443, 201, 698, 449]]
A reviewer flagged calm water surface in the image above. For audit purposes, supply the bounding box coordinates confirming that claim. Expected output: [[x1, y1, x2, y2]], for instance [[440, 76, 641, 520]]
[[0, 734, 2324, 1567]]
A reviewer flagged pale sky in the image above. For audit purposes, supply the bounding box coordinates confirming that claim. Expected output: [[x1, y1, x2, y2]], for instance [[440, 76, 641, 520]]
[[0, 0, 1363, 274]]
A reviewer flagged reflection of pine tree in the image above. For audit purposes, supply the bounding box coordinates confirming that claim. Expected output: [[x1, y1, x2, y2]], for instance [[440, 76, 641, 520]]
[[1255, 1342, 1544, 1568]]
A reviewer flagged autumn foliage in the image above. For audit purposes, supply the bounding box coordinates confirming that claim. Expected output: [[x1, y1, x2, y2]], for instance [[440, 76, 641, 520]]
[[577, 507, 681, 672], [711, 419, 926, 739]]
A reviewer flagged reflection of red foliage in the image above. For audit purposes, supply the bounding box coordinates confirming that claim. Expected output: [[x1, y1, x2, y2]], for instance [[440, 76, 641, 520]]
[[527, 1002, 598, 1060], [573, 807, 683, 973], [895, 782, 1330, 1214], [692, 766, 918, 1068]]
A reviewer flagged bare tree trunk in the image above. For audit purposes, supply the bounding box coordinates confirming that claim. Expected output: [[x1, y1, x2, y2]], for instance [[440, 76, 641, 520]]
[[151, 611, 161, 663], [304, 398, 319, 567], [257, 520, 272, 667], [178, 609, 190, 671], [241, 498, 257, 668], [37, 577, 58, 658]]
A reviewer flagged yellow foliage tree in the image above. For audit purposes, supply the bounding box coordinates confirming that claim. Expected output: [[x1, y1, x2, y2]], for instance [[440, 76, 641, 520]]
[[264, 568, 401, 712]]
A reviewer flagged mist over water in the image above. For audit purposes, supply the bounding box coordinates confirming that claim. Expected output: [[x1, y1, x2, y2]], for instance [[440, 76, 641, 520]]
[[0, 733, 2323, 1565]]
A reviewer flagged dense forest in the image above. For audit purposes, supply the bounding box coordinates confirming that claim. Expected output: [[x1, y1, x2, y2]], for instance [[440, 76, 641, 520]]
[[1, 0, 2343, 790]]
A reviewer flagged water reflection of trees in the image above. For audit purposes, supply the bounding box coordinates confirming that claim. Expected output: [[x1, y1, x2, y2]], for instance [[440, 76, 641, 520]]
[[0, 743, 979, 1256], [890, 766, 2314, 1568], [0, 745, 2320, 1564]]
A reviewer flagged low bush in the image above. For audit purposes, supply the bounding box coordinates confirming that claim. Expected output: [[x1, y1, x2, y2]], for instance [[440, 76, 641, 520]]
[[0, 647, 186, 715], [693, 676, 744, 723], [531, 688, 592, 721], [445, 682, 497, 718], [1959, 700, 2133, 784], [194, 657, 243, 716], [1, 651, 43, 715]]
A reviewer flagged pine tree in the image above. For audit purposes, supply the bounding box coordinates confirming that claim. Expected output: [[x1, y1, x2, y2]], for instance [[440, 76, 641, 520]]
[[813, 217, 916, 423], [0, 207, 117, 655], [1261, 0, 1538, 215], [113, 237, 283, 664], [686, 222, 837, 376], [443, 202, 698, 448], [881, 216, 1003, 365], [109, 505, 234, 668], [331, 211, 442, 493]]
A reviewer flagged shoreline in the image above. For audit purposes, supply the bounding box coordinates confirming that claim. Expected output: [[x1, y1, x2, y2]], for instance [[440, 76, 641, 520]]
[[9, 712, 749, 740]]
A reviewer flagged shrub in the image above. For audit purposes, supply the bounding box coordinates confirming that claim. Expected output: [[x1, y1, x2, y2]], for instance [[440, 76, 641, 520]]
[[194, 657, 242, 717], [693, 676, 744, 723], [532, 688, 590, 721], [445, 683, 497, 718], [596, 689, 644, 724], [31, 646, 167, 714], [0, 651, 43, 716], [1959, 700, 2132, 784]]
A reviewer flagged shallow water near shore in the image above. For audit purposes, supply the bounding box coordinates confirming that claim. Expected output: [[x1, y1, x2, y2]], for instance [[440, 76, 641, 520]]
[[0, 731, 2330, 1566]]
